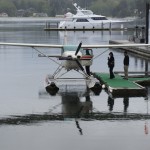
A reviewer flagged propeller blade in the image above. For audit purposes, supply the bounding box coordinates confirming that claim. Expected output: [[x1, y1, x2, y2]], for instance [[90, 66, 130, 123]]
[[75, 42, 82, 56], [75, 59, 84, 71]]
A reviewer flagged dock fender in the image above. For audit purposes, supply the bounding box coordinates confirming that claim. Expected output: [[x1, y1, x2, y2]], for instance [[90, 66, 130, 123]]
[[102, 84, 106, 89], [108, 86, 113, 93]]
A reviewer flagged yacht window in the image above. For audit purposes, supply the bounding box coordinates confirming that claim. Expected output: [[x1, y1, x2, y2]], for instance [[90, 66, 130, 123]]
[[82, 10, 93, 15], [76, 19, 89, 22], [91, 17, 108, 20]]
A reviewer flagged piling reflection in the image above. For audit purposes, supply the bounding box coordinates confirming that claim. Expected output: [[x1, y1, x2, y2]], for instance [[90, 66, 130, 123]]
[[107, 96, 129, 112], [145, 121, 149, 135], [107, 96, 114, 111], [144, 92, 149, 135], [123, 97, 129, 112]]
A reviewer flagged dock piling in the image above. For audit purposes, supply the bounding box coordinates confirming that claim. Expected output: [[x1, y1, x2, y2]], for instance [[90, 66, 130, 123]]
[[146, 3, 149, 44]]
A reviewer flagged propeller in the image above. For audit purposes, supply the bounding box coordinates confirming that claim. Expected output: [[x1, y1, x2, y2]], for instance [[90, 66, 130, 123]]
[[74, 42, 86, 72], [75, 42, 82, 56], [60, 42, 86, 73], [75, 59, 84, 71]]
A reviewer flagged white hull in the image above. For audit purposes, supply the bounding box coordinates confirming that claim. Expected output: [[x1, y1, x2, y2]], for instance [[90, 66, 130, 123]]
[[59, 20, 111, 29]]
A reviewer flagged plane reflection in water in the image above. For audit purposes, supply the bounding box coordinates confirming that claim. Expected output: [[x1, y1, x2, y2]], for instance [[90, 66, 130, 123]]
[[61, 91, 92, 117], [45, 85, 98, 135], [62, 94, 92, 135]]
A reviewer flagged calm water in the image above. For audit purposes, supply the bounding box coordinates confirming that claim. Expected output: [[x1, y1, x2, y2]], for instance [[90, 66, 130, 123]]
[[0, 19, 150, 150]]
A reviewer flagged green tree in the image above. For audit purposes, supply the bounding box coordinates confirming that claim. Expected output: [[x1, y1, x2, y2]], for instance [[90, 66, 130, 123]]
[[90, 0, 120, 17], [0, 0, 17, 16], [0, 0, 149, 17]]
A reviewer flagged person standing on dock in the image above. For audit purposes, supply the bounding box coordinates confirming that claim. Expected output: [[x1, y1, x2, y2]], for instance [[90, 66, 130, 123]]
[[108, 52, 115, 79], [123, 51, 129, 80], [85, 49, 91, 76]]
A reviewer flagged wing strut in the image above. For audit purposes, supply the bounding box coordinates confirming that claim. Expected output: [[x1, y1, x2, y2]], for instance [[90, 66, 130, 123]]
[[32, 47, 62, 66]]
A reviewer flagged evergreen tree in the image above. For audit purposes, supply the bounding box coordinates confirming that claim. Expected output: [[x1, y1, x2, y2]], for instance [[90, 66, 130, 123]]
[[0, 0, 149, 17]]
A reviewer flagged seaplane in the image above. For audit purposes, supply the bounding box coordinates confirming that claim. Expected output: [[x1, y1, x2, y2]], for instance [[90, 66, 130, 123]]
[[0, 41, 102, 94], [0, 41, 150, 95]]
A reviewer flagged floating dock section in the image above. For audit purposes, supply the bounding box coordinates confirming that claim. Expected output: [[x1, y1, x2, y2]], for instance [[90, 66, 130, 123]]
[[93, 72, 147, 98], [109, 40, 150, 58]]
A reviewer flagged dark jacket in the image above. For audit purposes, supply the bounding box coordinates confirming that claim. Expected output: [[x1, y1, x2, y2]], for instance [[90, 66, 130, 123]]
[[108, 56, 114, 68], [124, 55, 129, 66]]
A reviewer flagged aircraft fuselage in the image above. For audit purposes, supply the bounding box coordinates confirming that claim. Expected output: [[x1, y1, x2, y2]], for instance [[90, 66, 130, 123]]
[[60, 51, 93, 70]]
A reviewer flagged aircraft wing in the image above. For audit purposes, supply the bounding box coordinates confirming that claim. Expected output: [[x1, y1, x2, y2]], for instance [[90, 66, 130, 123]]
[[0, 42, 64, 48], [0, 42, 150, 49], [82, 43, 150, 49]]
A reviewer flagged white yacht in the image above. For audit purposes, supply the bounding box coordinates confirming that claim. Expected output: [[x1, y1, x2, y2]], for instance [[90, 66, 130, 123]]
[[59, 3, 117, 29]]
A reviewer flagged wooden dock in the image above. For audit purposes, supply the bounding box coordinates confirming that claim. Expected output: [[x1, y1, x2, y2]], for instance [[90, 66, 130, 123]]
[[44, 21, 136, 31], [44, 27, 113, 31], [93, 72, 147, 98], [109, 40, 150, 58], [44, 27, 135, 31]]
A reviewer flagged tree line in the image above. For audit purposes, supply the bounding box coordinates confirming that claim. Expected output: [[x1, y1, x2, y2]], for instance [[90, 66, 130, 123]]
[[0, 0, 149, 17]]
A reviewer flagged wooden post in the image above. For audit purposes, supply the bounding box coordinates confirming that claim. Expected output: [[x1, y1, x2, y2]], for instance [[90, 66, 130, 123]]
[[109, 22, 111, 30], [101, 22, 103, 30], [145, 3, 149, 76]]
